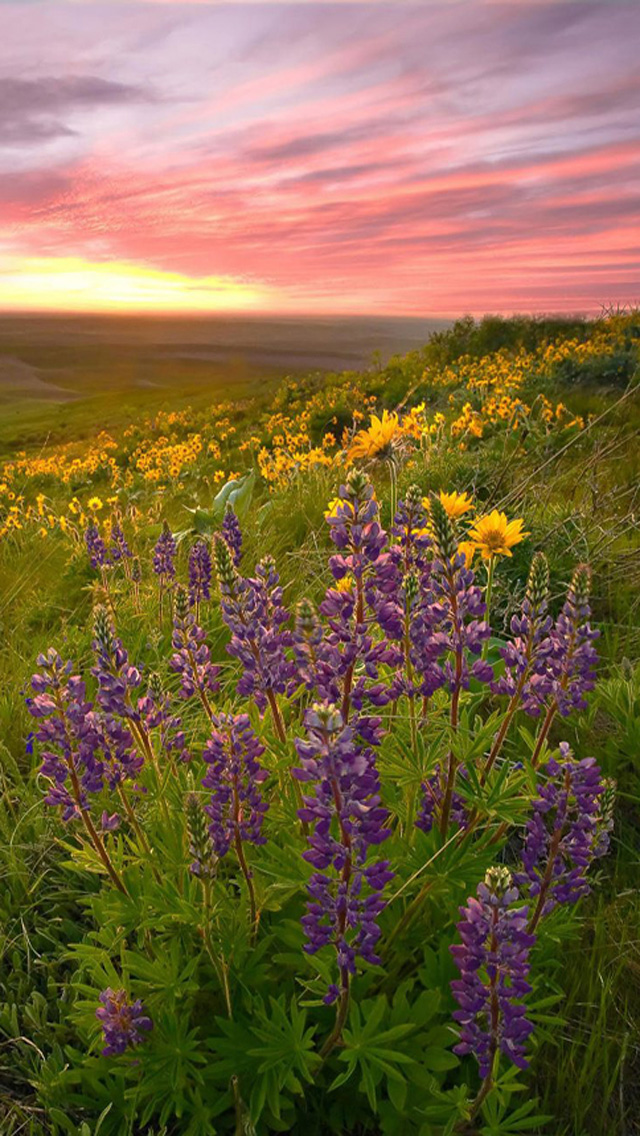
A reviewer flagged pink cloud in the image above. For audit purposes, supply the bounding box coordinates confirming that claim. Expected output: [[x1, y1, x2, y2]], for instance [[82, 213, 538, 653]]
[[0, 1, 638, 314]]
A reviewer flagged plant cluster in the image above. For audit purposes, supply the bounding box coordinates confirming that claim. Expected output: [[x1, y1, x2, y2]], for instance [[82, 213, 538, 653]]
[[20, 464, 615, 1135]]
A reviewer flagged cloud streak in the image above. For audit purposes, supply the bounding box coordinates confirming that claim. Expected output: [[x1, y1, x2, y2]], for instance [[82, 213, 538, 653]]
[[0, 1, 638, 314]]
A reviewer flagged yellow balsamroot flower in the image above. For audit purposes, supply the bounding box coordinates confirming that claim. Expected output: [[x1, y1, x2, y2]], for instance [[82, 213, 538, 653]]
[[422, 490, 474, 520], [457, 541, 477, 567], [335, 576, 354, 593], [87, 496, 103, 512], [469, 511, 529, 560], [438, 490, 474, 519], [348, 410, 402, 461]]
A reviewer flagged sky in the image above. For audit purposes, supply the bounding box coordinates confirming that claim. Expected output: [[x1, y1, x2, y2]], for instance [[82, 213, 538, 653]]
[[0, 1, 639, 316]]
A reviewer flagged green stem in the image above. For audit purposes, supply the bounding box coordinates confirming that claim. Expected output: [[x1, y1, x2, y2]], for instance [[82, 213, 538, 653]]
[[481, 555, 495, 662]]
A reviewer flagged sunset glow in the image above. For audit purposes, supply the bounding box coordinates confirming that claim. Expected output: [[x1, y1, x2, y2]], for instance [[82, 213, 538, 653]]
[[1, 1, 639, 316], [0, 257, 272, 313]]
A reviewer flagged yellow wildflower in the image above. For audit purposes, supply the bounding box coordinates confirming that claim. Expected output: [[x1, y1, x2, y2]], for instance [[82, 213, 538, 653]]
[[438, 490, 474, 519], [348, 410, 402, 461], [468, 511, 529, 560], [87, 496, 103, 512]]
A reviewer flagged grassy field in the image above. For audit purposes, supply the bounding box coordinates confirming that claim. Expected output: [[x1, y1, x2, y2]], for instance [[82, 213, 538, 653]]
[[0, 311, 639, 1135]]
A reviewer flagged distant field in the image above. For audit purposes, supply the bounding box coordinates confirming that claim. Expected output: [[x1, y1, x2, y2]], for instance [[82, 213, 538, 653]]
[[0, 312, 450, 455]]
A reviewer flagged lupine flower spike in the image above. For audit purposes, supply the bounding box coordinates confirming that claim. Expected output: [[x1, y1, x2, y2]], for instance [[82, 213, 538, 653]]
[[96, 989, 153, 1056], [516, 742, 610, 932], [171, 585, 220, 720], [483, 552, 553, 781], [153, 520, 176, 619], [450, 867, 535, 1087], [421, 495, 492, 834], [221, 504, 243, 566], [322, 469, 400, 722], [214, 536, 293, 740], [294, 702, 392, 1054], [531, 565, 599, 765], [188, 538, 212, 621], [28, 648, 128, 894], [202, 713, 269, 930]]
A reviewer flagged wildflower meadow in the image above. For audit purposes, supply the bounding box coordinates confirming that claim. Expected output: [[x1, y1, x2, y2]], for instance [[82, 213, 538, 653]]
[[1, 313, 639, 1136]]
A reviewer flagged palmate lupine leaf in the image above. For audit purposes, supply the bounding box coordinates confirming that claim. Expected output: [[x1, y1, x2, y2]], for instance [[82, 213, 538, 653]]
[[330, 996, 418, 1109], [208, 995, 318, 1123]]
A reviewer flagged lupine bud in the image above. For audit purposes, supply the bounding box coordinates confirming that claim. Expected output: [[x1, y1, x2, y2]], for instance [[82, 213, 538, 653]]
[[96, 989, 153, 1056], [131, 557, 142, 584], [174, 583, 190, 622], [296, 597, 318, 638], [526, 552, 550, 613], [403, 568, 420, 611], [345, 467, 370, 499], [594, 777, 616, 858], [94, 604, 116, 659], [213, 534, 238, 592], [185, 791, 217, 877], [429, 494, 457, 562], [404, 483, 423, 510]]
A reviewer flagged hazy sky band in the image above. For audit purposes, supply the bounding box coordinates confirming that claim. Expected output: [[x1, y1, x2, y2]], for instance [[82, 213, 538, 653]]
[[1, 1, 638, 314]]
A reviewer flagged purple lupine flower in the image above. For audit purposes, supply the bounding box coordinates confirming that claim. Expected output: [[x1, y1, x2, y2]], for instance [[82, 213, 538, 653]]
[[91, 606, 142, 720], [450, 867, 535, 1078], [201, 713, 269, 858], [96, 989, 153, 1056], [170, 586, 220, 706], [547, 565, 599, 716], [389, 486, 432, 568], [293, 598, 342, 704], [153, 521, 176, 581], [109, 515, 132, 564], [89, 710, 143, 789], [409, 496, 494, 700], [185, 791, 218, 877], [85, 522, 111, 571], [416, 764, 469, 835], [319, 471, 402, 717], [294, 702, 393, 1001], [188, 539, 212, 611], [367, 487, 432, 627], [491, 552, 554, 716], [27, 648, 103, 820], [101, 810, 121, 831], [138, 672, 190, 763], [221, 505, 243, 566], [214, 539, 295, 714], [516, 742, 609, 927]]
